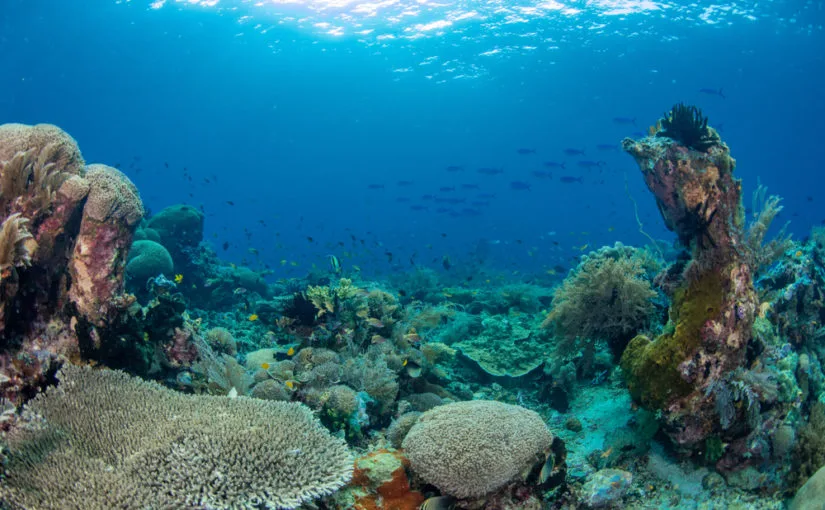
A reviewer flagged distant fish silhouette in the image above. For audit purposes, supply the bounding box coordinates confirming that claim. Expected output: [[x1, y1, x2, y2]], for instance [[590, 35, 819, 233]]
[[699, 87, 725, 99], [612, 117, 636, 126]]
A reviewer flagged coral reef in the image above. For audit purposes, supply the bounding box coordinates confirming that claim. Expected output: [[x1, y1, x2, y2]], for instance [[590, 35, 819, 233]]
[[0, 364, 353, 509]]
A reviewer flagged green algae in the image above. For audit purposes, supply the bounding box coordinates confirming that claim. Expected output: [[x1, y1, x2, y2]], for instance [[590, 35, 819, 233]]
[[621, 271, 725, 409]]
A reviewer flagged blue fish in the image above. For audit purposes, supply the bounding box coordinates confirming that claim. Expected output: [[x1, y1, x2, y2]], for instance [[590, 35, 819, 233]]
[[699, 87, 725, 99]]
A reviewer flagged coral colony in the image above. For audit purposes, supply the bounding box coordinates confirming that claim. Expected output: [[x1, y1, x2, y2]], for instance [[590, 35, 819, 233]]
[[1, 107, 824, 509]]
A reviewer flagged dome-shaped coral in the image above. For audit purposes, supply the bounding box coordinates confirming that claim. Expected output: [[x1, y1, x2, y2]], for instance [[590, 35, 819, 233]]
[[126, 239, 174, 285], [402, 400, 553, 499]]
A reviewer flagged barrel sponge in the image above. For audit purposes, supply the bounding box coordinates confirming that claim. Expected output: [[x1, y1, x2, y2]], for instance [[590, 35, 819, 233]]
[[126, 240, 174, 283], [402, 400, 552, 498], [0, 123, 85, 175], [83, 164, 144, 226], [0, 364, 353, 509]]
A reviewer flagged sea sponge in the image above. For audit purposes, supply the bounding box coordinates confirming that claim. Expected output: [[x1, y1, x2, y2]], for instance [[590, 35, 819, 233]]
[[125, 240, 174, 284], [0, 364, 352, 509], [402, 400, 553, 499]]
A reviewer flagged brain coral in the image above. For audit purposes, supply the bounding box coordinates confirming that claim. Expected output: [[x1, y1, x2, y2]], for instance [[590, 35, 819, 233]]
[[0, 364, 353, 509], [83, 164, 144, 226], [125, 239, 174, 284], [402, 400, 552, 498]]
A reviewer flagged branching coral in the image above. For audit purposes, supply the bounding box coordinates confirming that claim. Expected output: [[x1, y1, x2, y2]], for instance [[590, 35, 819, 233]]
[[655, 103, 721, 152]]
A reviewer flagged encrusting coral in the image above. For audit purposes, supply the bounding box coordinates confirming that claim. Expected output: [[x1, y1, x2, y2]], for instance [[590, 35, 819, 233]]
[[0, 364, 353, 509]]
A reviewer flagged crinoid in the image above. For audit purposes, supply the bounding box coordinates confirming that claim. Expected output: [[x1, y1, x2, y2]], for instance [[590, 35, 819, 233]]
[[657, 103, 720, 151], [677, 201, 718, 250]]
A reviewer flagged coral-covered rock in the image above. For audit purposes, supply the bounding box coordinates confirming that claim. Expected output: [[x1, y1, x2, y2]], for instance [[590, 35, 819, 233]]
[[791, 464, 825, 510], [335, 449, 425, 510], [580, 469, 632, 508], [620, 111, 757, 455], [0, 124, 144, 405]]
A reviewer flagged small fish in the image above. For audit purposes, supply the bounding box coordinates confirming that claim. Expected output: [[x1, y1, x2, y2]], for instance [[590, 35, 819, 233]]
[[539, 452, 555, 484], [439, 186, 456, 192], [699, 87, 725, 99], [405, 360, 423, 378], [445, 165, 463, 172], [477, 167, 504, 175], [612, 116, 636, 125], [442, 255, 452, 270], [560, 176, 583, 183], [306, 236, 314, 243], [287, 347, 295, 356], [226, 201, 235, 206], [460, 183, 480, 190], [174, 274, 184, 284], [370, 334, 386, 344], [248, 314, 259, 322], [366, 317, 384, 328], [596, 144, 618, 151], [328, 255, 342, 275], [531, 170, 552, 178], [410, 205, 428, 211], [397, 180, 414, 186], [517, 148, 536, 155], [285, 380, 296, 390], [578, 161, 605, 168], [261, 362, 270, 370], [367, 184, 385, 190], [543, 161, 566, 169], [510, 181, 531, 190], [222, 241, 230, 251], [563, 148, 585, 156], [421, 496, 455, 510]]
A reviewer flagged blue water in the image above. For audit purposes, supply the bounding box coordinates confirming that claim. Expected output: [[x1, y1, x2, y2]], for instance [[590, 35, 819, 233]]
[[1, 0, 822, 280]]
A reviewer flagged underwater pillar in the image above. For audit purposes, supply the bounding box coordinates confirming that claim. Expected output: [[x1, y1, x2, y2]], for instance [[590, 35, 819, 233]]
[[618, 106, 758, 452]]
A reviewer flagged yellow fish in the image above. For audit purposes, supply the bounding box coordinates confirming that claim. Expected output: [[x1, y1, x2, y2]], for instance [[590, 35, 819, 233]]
[[280, 259, 288, 266], [285, 380, 295, 390], [287, 347, 295, 356], [579, 244, 589, 251], [261, 362, 270, 370], [248, 314, 259, 322], [174, 274, 184, 284], [290, 261, 298, 267]]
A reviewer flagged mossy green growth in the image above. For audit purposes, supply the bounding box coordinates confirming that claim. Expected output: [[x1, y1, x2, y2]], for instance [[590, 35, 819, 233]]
[[621, 271, 725, 409]]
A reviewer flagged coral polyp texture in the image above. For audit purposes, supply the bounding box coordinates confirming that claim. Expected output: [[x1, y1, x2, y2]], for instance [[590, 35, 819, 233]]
[[620, 111, 758, 457], [0, 124, 145, 405], [402, 400, 557, 499], [0, 364, 353, 509]]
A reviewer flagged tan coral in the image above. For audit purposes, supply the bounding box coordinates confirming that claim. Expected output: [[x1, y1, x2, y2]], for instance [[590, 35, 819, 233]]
[[0, 123, 85, 175], [1, 364, 353, 509]]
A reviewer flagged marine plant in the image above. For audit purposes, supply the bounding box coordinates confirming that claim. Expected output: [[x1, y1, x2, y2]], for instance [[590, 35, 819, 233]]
[[655, 103, 721, 152], [0, 364, 353, 509], [745, 181, 792, 272]]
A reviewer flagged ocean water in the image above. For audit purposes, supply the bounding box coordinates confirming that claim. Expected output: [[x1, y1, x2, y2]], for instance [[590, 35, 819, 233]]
[[3, 0, 822, 278], [1, 0, 825, 509]]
